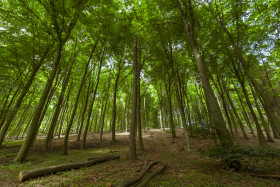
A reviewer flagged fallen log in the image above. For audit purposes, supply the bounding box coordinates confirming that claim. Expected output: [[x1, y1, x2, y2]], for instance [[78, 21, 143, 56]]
[[117, 161, 159, 187], [137, 162, 167, 187], [19, 154, 120, 181], [0, 145, 21, 149]]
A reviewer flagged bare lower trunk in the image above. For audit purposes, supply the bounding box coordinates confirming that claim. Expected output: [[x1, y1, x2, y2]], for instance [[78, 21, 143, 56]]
[[63, 41, 98, 155], [129, 37, 138, 160], [175, 1, 232, 146], [14, 45, 62, 162]]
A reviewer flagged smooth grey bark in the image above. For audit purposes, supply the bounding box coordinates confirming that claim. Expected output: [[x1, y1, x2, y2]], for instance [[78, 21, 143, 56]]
[[165, 77, 176, 143], [0, 85, 21, 131], [249, 82, 274, 142], [14, 44, 63, 162], [224, 88, 248, 139], [232, 64, 267, 147], [175, 0, 232, 146], [81, 59, 102, 149], [234, 85, 256, 138], [44, 64, 72, 149], [137, 68, 144, 151], [77, 71, 93, 142], [111, 60, 123, 144], [63, 40, 98, 155], [213, 81, 234, 138], [99, 79, 110, 143], [208, 4, 280, 137], [0, 88, 13, 127]]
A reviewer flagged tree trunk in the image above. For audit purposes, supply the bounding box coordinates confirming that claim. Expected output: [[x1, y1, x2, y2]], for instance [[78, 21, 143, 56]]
[[111, 62, 122, 144], [209, 6, 280, 137], [14, 44, 63, 162], [213, 82, 234, 138], [224, 88, 248, 139], [77, 78, 92, 141], [0, 88, 13, 126], [81, 60, 102, 149], [45, 65, 72, 149], [165, 78, 176, 142], [249, 82, 274, 142], [175, 0, 232, 146], [99, 93, 109, 143], [129, 37, 138, 160], [234, 85, 256, 138], [137, 70, 144, 151], [234, 70, 267, 147], [63, 41, 98, 155]]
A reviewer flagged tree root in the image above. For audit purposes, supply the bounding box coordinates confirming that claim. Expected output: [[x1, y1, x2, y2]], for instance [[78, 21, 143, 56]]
[[117, 161, 166, 187], [137, 162, 167, 187]]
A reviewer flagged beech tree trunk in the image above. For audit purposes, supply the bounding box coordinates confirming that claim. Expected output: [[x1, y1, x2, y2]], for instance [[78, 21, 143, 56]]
[[81, 60, 102, 149], [209, 5, 280, 137], [234, 85, 256, 138], [14, 44, 63, 162], [213, 81, 234, 138], [175, 0, 232, 146], [99, 73, 111, 143], [137, 70, 144, 151], [45, 65, 72, 149], [233, 66, 267, 147], [129, 37, 138, 160], [165, 78, 176, 143], [111, 61, 122, 144], [249, 82, 274, 142], [224, 87, 248, 139], [63, 41, 98, 155], [77, 78, 92, 141]]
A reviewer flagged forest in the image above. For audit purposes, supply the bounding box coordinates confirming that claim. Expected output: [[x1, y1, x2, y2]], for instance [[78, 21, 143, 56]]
[[0, 0, 280, 186]]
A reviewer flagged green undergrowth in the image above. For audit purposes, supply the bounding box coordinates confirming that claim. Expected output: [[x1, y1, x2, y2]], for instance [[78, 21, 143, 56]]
[[2, 140, 24, 147], [199, 144, 280, 173], [0, 146, 127, 186], [0, 142, 279, 186], [155, 151, 280, 186]]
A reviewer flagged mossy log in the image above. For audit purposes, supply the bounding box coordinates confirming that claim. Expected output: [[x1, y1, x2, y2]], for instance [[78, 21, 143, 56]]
[[19, 154, 120, 181]]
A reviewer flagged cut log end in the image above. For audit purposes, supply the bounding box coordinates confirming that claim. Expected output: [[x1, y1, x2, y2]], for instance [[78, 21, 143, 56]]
[[19, 172, 23, 182]]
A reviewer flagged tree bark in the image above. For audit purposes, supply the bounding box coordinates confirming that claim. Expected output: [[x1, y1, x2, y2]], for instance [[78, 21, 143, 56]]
[[77, 78, 91, 141], [209, 4, 280, 137], [111, 61, 122, 144], [19, 154, 120, 181], [175, 0, 232, 146], [249, 82, 274, 142], [224, 88, 248, 139], [165, 78, 176, 142], [233, 67, 267, 147], [14, 44, 63, 162], [63, 41, 98, 155], [117, 161, 159, 187], [129, 37, 138, 160], [82, 60, 102, 149], [137, 69, 144, 151]]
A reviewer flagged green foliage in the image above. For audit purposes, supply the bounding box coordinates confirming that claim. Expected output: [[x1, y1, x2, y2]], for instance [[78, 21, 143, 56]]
[[200, 144, 280, 171]]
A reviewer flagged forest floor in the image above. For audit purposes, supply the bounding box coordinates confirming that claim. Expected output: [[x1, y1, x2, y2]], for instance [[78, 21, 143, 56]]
[[0, 129, 280, 186]]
